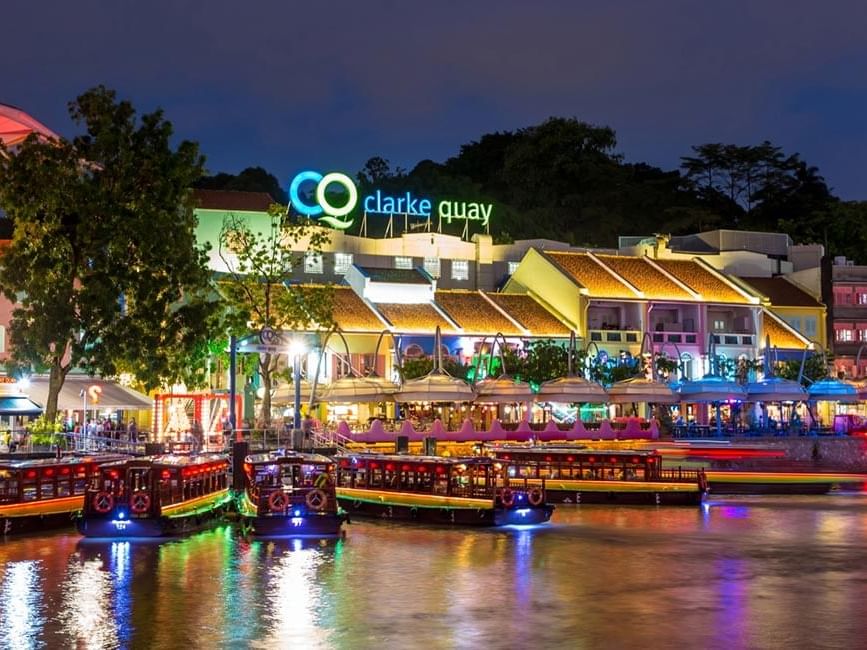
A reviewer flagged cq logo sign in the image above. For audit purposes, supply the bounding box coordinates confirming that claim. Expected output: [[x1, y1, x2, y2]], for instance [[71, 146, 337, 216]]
[[289, 170, 357, 230]]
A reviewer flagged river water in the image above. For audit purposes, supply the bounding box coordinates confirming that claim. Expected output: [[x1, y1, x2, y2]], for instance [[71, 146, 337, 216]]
[[2, 495, 867, 649]]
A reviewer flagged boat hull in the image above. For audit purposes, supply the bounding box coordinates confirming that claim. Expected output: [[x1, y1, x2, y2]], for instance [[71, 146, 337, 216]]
[[337, 493, 553, 527], [1, 495, 86, 535], [705, 471, 866, 495], [77, 492, 232, 538], [545, 485, 703, 506], [241, 512, 347, 537]]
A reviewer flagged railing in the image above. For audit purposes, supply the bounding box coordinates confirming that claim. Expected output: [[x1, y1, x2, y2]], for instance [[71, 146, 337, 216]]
[[588, 329, 641, 344], [711, 332, 754, 346], [652, 331, 698, 345], [657, 467, 702, 482]]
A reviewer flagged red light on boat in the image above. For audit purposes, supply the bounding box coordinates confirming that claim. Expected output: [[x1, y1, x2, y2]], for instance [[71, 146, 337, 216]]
[[588, 456, 595, 463], [161, 470, 171, 480], [503, 454, 511, 460], [370, 462, 379, 469], [545, 456, 552, 462], [43, 468, 55, 477], [109, 470, 119, 480], [61, 467, 70, 475], [418, 465, 428, 473], [357, 462, 366, 469], [385, 463, 394, 471], [610, 457, 618, 464], [435, 466, 445, 474], [25, 469, 37, 479], [567, 456, 574, 462], [632, 457, 640, 464], [648, 457, 655, 463], [401, 464, 411, 472], [76, 465, 86, 473], [339, 460, 349, 467]]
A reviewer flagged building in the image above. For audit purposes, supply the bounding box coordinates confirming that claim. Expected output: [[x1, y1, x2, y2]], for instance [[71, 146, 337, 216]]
[[830, 256, 867, 378]]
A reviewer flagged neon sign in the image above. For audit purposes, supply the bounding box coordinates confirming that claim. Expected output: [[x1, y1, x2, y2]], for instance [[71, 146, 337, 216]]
[[289, 170, 492, 230]]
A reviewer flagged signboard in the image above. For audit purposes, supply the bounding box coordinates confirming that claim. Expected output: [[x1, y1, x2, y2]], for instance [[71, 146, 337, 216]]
[[289, 169, 493, 232], [235, 328, 287, 354]]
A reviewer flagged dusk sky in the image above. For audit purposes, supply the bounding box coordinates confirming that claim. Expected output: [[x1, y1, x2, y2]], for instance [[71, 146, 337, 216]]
[[5, 1, 866, 198]]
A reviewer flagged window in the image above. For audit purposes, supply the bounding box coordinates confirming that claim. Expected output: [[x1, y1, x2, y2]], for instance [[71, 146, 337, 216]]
[[395, 256, 413, 270], [451, 260, 469, 281], [836, 329, 854, 342], [804, 317, 817, 337], [785, 317, 801, 332], [304, 253, 323, 274], [712, 320, 726, 331], [858, 293, 867, 305], [334, 253, 353, 275], [423, 257, 441, 278], [507, 261, 520, 275]]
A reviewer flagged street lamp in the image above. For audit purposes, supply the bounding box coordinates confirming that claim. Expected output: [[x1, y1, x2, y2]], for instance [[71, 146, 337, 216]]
[[289, 338, 307, 431]]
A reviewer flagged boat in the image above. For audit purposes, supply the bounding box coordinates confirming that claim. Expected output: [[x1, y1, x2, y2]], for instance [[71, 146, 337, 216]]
[[334, 453, 554, 526], [487, 446, 707, 505], [237, 451, 347, 536], [76, 454, 232, 537], [704, 469, 867, 495], [1, 455, 128, 535]]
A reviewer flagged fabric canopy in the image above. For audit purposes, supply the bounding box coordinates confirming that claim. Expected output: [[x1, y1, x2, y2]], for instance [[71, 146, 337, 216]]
[[606, 377, 679, 404], [0, 395, 43, 416], [27, 375, 152, 411], [0, 104, 59, 148]]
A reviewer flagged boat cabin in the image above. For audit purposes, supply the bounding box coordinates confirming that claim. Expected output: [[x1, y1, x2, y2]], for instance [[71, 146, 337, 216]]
[[243, 452, 340, 517], [0, 456, 125, 506]]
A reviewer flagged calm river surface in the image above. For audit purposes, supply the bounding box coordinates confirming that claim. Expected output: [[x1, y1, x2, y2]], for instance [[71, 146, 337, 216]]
[[2, 495, 867, 649]]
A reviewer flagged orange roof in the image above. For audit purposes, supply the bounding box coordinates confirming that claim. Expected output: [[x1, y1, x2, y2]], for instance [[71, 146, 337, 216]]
[[763, 310, 811, 349], [435, 291, 523, 335], [374, 303, 456, 333], [485, 293, 571, 337], [331, 287, 386, 332], [595, 255, 693, 300], [544, 252, 637, 298], [654, 259, 750, 303]]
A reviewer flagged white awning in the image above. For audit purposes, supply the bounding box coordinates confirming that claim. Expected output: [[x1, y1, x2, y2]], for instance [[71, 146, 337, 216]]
[[27, 375, 152, 411]]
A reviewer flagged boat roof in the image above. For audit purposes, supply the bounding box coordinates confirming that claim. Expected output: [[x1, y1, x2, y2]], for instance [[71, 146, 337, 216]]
[[247, 450, 334, 465], [337, 452, 495, 466], [97, 454, 227, 469], [0, 454, 129, 469], [490, 446, 659, 458]]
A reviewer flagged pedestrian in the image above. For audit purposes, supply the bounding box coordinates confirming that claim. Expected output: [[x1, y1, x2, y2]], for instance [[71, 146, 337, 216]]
[[302, 412, 315, 450], [128, 418, 138, 443]]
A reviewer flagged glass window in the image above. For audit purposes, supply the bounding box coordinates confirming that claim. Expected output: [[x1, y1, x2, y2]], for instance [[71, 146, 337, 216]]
[[858, 293, 867, 305], [451, 260, 469, 281], [712, 320, 726, 331], [423, 257, 441, 278], [334, 253, 353, 275], [804, 317, 817, 337], [507, 261, 520, 275], [785, 317, 801, 332], [836, 329, 854, 342], [394, 256, 413, 270], [304, 253, 323, 274]]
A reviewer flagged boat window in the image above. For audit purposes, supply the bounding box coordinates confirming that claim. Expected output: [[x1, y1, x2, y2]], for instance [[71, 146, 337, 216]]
[[73, 478, 88, 495], [369, 468, 383, 488], [417, 471, 433, 491], [39, 480, 57, 499], [280, 466, 295, 488], [433, 471, 448, 495], [0, 477, 17, 501], [56, 478, 71, 497], [22, 484, 37, 501]]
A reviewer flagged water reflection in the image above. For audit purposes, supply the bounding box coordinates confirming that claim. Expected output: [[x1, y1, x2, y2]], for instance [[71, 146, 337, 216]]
[[2, 497, 867, 648]]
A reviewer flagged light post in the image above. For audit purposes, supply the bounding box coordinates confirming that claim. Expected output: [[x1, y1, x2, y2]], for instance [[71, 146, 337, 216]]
[[289, 339, 307, 432]]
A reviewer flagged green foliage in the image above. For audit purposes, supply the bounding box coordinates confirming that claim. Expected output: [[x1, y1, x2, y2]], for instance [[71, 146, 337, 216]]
[[396, 356, 472, 382], [0, 86, 219, 421], [217, 206, 334, 425], [775, 354, 830, 386], [25, 415, 64, 447]]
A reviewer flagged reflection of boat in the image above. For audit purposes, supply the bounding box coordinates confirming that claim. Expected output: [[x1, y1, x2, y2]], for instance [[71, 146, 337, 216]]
[[0, 455, 127, 535], [488, 446, 706, 505], [705, 470, 867, 495], [238, 451, 347, 537], [76, 455, 232, 537], [335, 453, 554, 526]]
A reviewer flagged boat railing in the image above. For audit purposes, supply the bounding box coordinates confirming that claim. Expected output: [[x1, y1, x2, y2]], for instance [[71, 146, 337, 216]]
[[656, 467, 703, 483], [255, 485, 336, 515], [447, 485, 495, 500]]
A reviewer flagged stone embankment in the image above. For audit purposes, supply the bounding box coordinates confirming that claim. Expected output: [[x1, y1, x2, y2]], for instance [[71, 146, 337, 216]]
[[727, 437, 867, 471]]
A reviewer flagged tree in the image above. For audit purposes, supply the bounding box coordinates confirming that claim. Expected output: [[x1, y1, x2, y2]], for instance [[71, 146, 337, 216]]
[[0, 86, 218, 422], [217, 205, 334, 428]]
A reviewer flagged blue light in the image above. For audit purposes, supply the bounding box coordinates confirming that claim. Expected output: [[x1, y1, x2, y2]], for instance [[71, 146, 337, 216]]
[[517, 494, 524, 501], [293, 509, 301, 517], [118, 511, 126, 520], [291, 517, 303, 527], [516, 508, 531, 517], [289, 170, 324, 216]]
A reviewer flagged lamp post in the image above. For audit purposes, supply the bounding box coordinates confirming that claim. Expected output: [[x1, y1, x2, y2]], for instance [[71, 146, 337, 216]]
[[289, 339, 307, 432]]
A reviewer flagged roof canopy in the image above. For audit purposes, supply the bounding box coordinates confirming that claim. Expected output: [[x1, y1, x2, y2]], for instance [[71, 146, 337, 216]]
[[0, 104, 59, 148]]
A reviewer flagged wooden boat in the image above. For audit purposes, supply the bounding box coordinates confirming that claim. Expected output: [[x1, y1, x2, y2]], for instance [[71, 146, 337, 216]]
[[237, 451, 347, 536], [334, 453, 554, 526], [488, 446, 707, 506], [1, 455, 128, 535], [704, 469, 867, 495], [76, 454, 232, 537]]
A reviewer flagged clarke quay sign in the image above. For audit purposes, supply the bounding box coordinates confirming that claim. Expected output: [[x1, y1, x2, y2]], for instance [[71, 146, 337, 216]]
[[289, 170, 493, 231]]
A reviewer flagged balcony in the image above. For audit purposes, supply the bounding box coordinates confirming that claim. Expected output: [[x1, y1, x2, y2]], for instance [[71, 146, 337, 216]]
[[711, 332, 754, 346], [651, 331, 699, 345], [589, 329, 641, 344]]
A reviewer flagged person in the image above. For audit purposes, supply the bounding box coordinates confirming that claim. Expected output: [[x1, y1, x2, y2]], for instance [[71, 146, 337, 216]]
[[128, 418, 138, 443], [191, 419, 204, 452], [302, 413, 315, 450]]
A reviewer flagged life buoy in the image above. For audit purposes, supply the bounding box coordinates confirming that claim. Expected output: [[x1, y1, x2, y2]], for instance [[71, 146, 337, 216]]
[[500, 488, 514, 508], [306, 489, 327, 511], [528, 487, 544, 506], [130, 493, 151, 514], [268, 490, 288, 512], [93, 492, 114, 514]]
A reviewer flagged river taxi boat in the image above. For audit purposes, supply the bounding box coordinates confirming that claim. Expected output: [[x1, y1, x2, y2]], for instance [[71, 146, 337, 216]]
[[334, 453, 554, 526], [488, 446, 707, 506], [1, 455, 127, 535], [237, 451, 347, 536], [76, 454, 232, 537]]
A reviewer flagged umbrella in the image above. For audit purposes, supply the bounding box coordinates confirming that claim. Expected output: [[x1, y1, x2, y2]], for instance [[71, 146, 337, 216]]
[[678, 375, 747, 437], [395, 373, 475, 403], [473, 376, 534, 402], [807, 377, 859, 403], [319, 376, 397, 403], [745, 377, 807, 402], [272, 380, 315, 404], [536, 376, 608, 403], [606, 377, 679, 404]]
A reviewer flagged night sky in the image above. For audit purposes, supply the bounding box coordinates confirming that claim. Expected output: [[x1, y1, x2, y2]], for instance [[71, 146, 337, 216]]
[[4, 1, 866, 198]]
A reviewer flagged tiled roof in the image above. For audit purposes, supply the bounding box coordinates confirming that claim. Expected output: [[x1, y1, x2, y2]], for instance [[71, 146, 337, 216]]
[[331, 287, 386, 332], [739, 277, 823, 308], [435, 291, 523, 335], [595, 255, 693, 300], [485, 293, 571, 337], [655, 259, 750, 303], [544, 252, 637, 298], [374, 303, 457, 333], [192, 189, 274, 212], [763, 309, 811, 349], [358, 266, 431, 285]]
